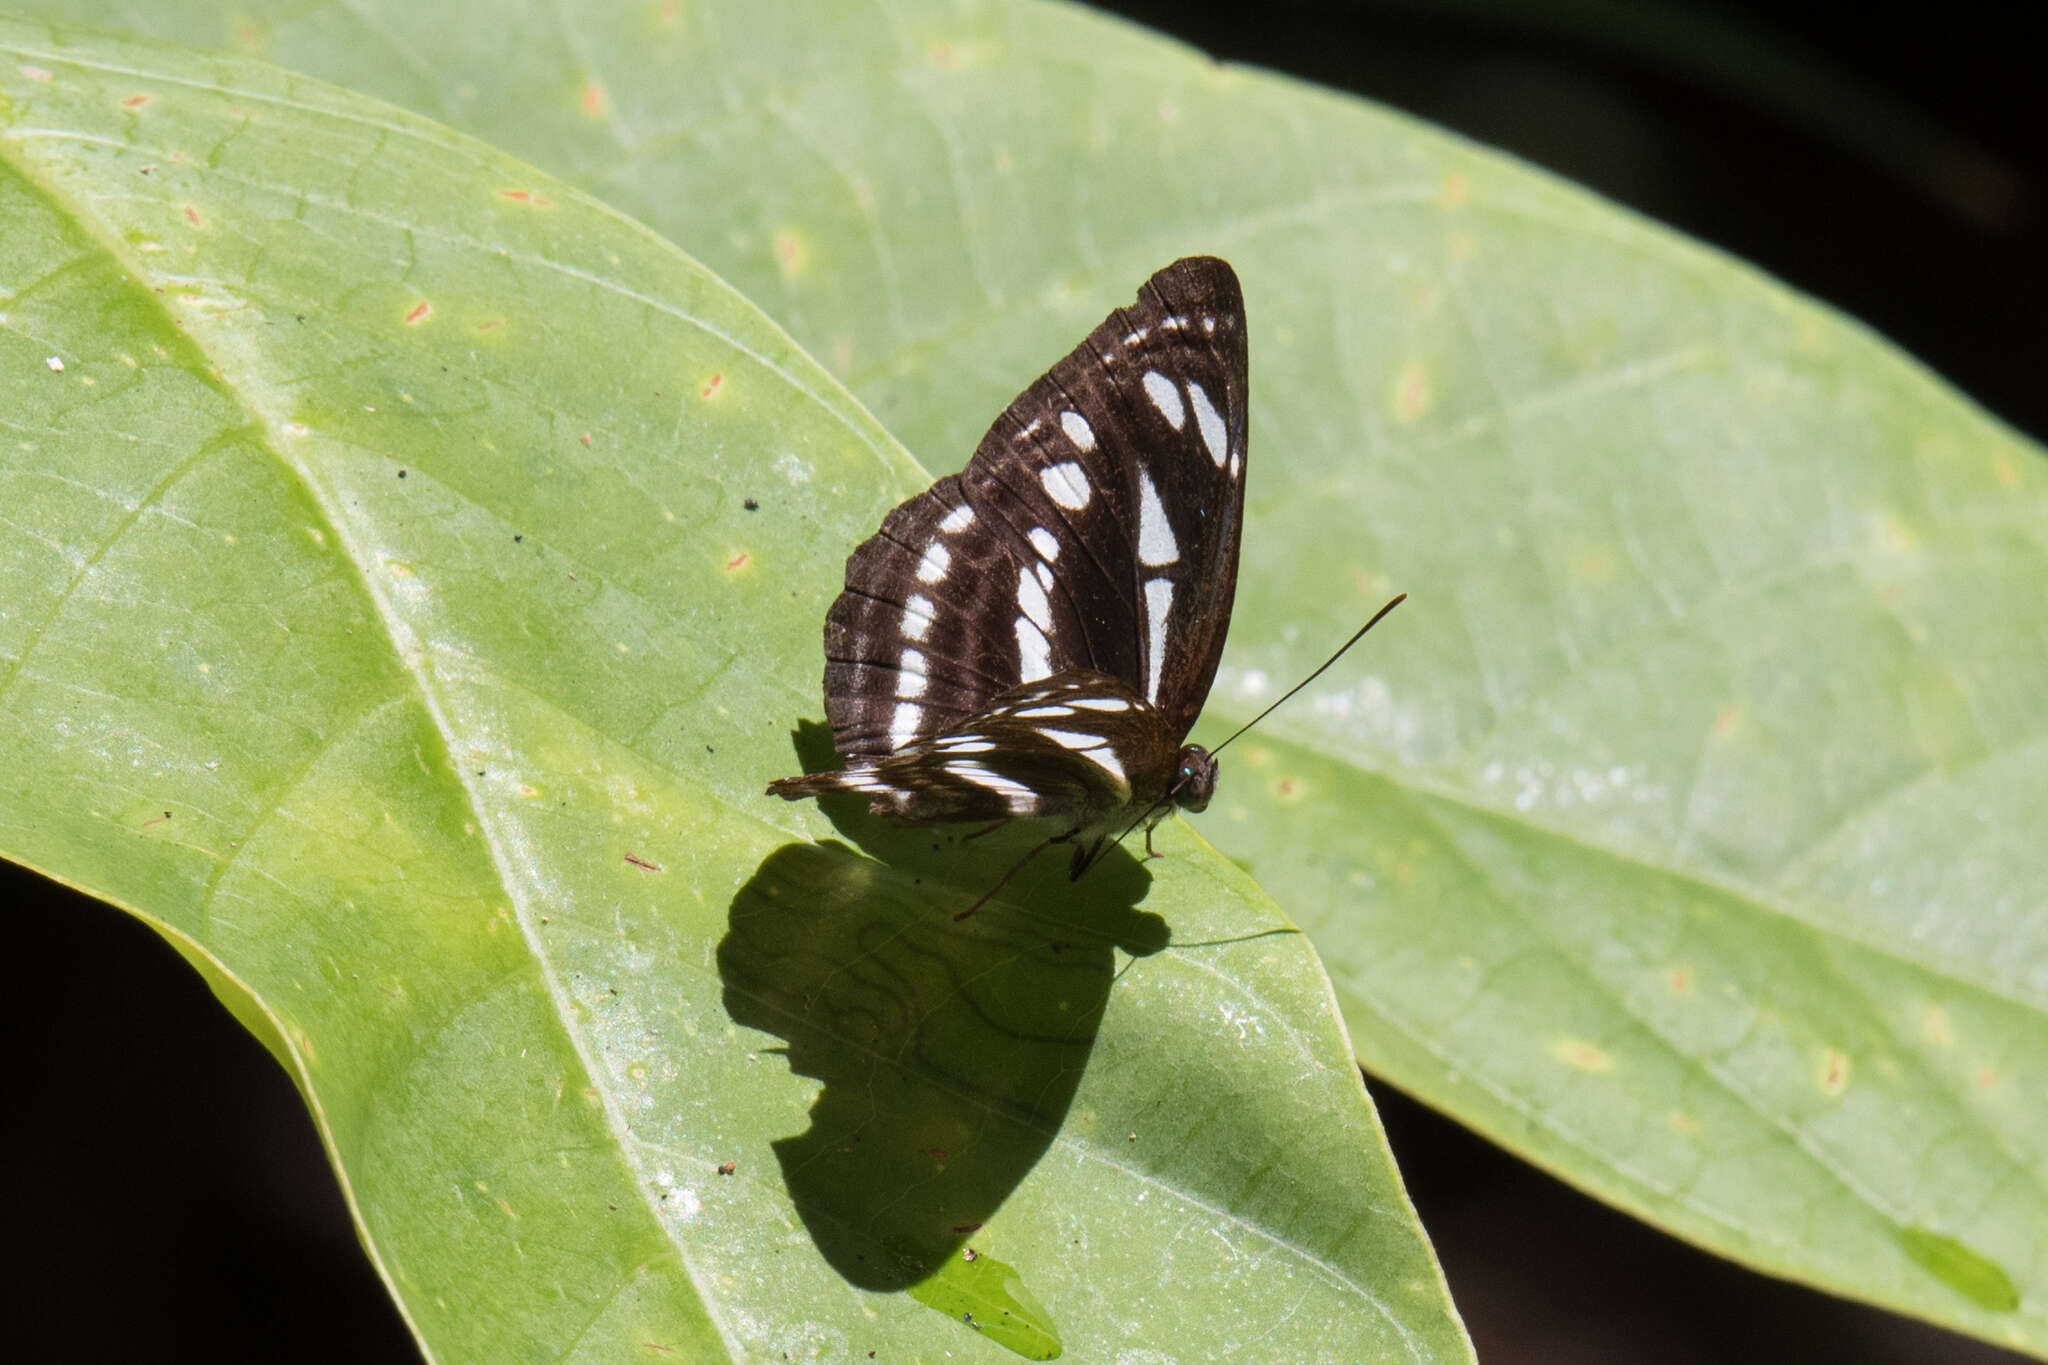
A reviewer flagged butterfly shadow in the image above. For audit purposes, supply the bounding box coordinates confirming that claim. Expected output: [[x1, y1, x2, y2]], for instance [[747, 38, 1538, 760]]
[[718, 722, 1169, 1292]]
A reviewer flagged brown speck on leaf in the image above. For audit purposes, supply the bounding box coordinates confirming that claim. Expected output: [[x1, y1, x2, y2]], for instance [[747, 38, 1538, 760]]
[[951, 1222, 982, 1235], [725, 552, 749, 572], [579, 432, 593, 447], [623, 852, 664, 873], [476, 319, 504, 333], [404, 301, 432, 325], [580, 82, 607, 117], [513, 534, 523, 542], [1128, 1133, 1138, 1142], [920, 1147, 948, 1159], [183, 204, 204, 228], [701, 373, 724, 399], [142, 811, 172, 828], [716, 1160, 736, 1176], [122, 93, 151, 107], [961, 1247, 979, 1262], [743, 497, 759, 511], [397, 469, 407, 479]]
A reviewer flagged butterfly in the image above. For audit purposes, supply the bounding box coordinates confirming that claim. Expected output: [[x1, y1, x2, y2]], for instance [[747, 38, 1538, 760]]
[[769, 257, 1250, 885]]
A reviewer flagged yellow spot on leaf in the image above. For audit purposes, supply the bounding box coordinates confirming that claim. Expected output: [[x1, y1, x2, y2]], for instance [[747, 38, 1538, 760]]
[[1711, 703, 1743, 739], [403, 301, 432, 326], [1391, 360, 1432, 423], [1992, 451, 2020, 488], [1553, 1038, 1614, 1073], [1921, 1003, 1953, 1046], [1668, 967, 1691, 995], [1438, 172, 1469, 208], [1819, 1047, 1850, 1096], [1271, 776, 1304, 803], [1873, 513, 1917, 554], [1570, 545, 1617, 584], [580, 81, 607, 118], [700, 372, 725, 400], [774, 228, 810, 279], [1668, 1110, 1700, 1136]]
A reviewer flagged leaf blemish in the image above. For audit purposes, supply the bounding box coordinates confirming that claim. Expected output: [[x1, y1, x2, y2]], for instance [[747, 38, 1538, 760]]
[[1668, 967, 1690, 994], [1552, 1038, 1614, 1073], [725, 552, 750, 573], [121, 93, 150, 108], [774, 228, 809, 279], [1819, 1048, 1851, 1096], [404, 301, 432, 325], [701, 373, 724, 399], [476, 319, 504, 333], [1391, 360, 1432, 423], [496, 188, 554, 208], [1922, 1003, 1953, 1045], [580, 81, 607, 118], [18, 64, 52, 83]]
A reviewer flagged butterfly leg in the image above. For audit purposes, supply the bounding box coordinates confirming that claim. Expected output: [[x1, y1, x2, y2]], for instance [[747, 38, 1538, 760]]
[[961, 819, 1009, 842], [1065, 831, 1109, 881], [1141, 806, 1173, 860], [954, 833, 1059, 922]]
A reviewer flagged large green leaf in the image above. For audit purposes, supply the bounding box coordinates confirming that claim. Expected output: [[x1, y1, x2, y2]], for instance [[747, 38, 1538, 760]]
[[0, 19, 1470, 1363], [9, 0, 2048, 1356]]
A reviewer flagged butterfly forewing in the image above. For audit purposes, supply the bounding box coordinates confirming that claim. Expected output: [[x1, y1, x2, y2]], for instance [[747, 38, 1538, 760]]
[[818, 257, 1247, 772]]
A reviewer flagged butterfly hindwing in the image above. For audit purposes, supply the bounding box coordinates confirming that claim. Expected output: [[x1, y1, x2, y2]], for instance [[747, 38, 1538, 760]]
[[774, 673, 1175, 827], [815, 257, 1248, 776]]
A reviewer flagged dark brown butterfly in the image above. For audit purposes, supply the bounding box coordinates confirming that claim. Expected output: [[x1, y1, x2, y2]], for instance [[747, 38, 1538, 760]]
[[770, 258, 1400, 898]]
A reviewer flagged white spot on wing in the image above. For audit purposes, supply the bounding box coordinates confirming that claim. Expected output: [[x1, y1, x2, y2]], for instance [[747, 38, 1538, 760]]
[[1016, 616, 1052, 682], [903, 593, 935, 642], [1016, 705, 1072, 719], [917, 542, 951, 583], [1086, 747, 1127, 785], [896, 648, 926, 698], [1229, 447, 1241, 479], [890, 701, 922, 747], [1034, 562, 1054, 593], [1060, 411, 1095, 452], [1143, 577, 1174, 703], [948, 762, 1037, 814], [1028, 527, 1060, 560], [1036, 729, 1131, 787], [1143, 371, 1185, 429], [1068, 696, 1131, 712], [1136, 469, 1179, 566], [1018, 566, 1052, 631], [1040, 462, 1090, 510], [936, 737, 994, 754], [940, 504, 974, 533], [1186, 381, 1227, 467]]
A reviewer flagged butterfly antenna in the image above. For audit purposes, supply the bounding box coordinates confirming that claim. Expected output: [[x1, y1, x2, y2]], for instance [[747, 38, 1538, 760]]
[[1210, 593, 1407, 758]]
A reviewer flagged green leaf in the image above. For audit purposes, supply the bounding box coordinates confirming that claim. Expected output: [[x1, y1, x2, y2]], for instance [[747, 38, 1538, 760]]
[[0, 18, 1467, 1364], [12, 0, 2048, 1354]]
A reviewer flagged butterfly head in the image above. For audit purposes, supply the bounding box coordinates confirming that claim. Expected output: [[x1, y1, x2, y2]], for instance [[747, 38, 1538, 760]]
[[1168, 743, 1218, 813]]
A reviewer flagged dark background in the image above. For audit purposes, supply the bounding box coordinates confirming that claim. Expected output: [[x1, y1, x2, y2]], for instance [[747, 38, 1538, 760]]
[[6, 2, 2041, 1360]]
